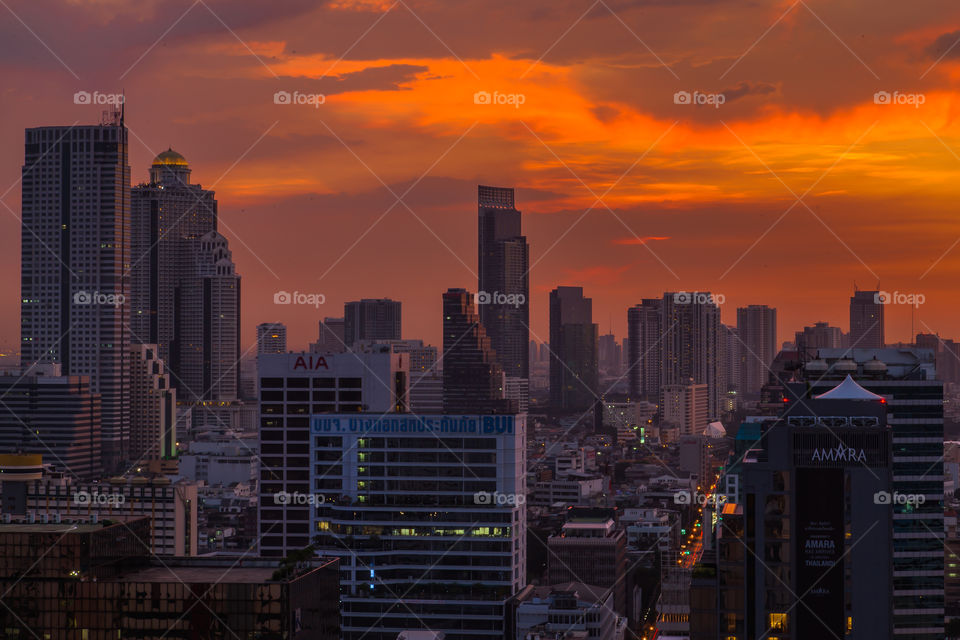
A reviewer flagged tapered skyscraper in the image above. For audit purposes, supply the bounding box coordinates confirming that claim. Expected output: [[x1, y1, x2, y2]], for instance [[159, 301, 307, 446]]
[[20, 114, 131, 470], [477, 186, 529, 394], [131, 150, 239, 402]]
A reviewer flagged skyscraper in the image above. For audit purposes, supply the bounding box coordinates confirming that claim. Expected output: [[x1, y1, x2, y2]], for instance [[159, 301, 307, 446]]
[[20, 117, 131, 470], [736, 305, 777, 399], [256, 322, 287, 354], [849, 289, 884, 348], [311, 317, 346, 353], [131, 150, 239, 403], [795, 321, 843, 358], [477, 185, 530, 385], [627, 299, 663, 400], [178, 230, 240, 401], [661, 292, 722, 419], [549, 286, 598, 411], [441, 288, 512, 413], [343, 299, 401, 347]]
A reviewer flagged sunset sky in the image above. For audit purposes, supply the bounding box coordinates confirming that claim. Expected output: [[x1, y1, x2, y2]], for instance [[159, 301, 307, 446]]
[[2, 0, 960, 352]]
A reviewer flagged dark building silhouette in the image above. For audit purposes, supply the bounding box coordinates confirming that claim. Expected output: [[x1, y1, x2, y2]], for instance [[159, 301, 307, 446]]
[[735, 304, 777, 399], [549, 286, 598, 411], [627, 298, 663, 400], [21, 116, 131, 470], [849, 289, 884, 348], [661, 292, 723, 419], [714, 376, 894, 639], [344, 298, 401, 347], [442, 288, 512, 413], [477, 185, 530, 387]]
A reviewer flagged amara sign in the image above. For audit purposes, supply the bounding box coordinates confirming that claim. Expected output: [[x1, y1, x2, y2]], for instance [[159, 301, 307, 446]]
[[811, 444, 867, 464]]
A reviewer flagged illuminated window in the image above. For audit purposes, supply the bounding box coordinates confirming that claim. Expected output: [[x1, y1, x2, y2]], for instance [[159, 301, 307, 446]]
[[768, 613, 787, 631]]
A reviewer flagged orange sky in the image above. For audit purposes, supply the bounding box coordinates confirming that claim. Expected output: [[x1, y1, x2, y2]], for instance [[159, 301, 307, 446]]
[[1, 0, 960, 351]]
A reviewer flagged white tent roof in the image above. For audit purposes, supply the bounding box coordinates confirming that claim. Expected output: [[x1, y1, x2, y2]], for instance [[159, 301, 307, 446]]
[[813, 374, 884, 401], [704, 421, 726, 438]]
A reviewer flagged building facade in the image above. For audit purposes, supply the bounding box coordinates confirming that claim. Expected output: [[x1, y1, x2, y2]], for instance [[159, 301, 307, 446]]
[[344, 299, 401, 347], [21, 119, 131, 470], [549, 287, 599, 412]]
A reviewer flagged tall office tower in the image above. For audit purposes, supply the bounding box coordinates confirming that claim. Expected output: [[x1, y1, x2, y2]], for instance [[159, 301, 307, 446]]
[[715, 377, 894, 639], [795, 321, 844, 358], [0, 365, 101, 480], [477, 185, 530, 385], [21, 118, 131, 470], [549, 287, 599, 412], [442, 288, 513, 413], [257, 351, 408, 557], [720, 324, 741, 410], [313, 413, 526, 640], [130, 149, 217, 361], [627, 299, 662, 401], [736, 305, 777, 399], [343, 299, 401, 347], [598, 333, 621, 376], [802, 349, 944, 639], [661, 292, 723, 419], [256, 322, 287, 354], [311, 317, 346, 353], [128, 344, 176, 462], [849, 289, 884, 348], [177, 230, 240, 401]]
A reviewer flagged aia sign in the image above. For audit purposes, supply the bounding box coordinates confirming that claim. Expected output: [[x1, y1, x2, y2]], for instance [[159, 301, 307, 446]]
[[292, 355, 329, 370]]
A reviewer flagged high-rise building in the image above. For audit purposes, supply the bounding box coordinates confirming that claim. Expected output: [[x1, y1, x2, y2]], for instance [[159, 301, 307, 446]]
[[257, 322, 287, 354], [131, 150, 240, 404], [477, 185, 530, 386], [176, 230, 240, 401], [735, 305, 777, 399], [598, 333, 621, 377], [660, 382, 708, 439], [627, 299, 663, 401], [802, 349, 943, 638], [549, 287, 599, 411], [343, 299, 401, 346], [312, 412, 527, 640], [661, 293, 723, 419], [131, 150, 216, 361], [21, 117, 131, 470], [720, 324, 741, 411], [795, 321, 844, 359], [0, 365, 101, 480], [849, 290, 884, 348], [715, 376, 894, 639], [311, 317, 347, 353], [442, 288, 513, 413], [128, 344, 176, 462], [257, 350, 408, 557]]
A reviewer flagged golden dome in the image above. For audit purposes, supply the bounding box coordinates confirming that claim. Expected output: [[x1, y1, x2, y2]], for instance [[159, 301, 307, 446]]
[[152, 148, 188, 167]]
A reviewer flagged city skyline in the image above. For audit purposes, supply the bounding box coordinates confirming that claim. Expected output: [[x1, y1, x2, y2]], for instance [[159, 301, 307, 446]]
[[0, 1, 958, 351]]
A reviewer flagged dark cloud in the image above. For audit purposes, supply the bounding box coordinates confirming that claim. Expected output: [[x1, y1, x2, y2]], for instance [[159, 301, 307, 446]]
[[720, 80, 778, 103], [926, 30, 960, 60]]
